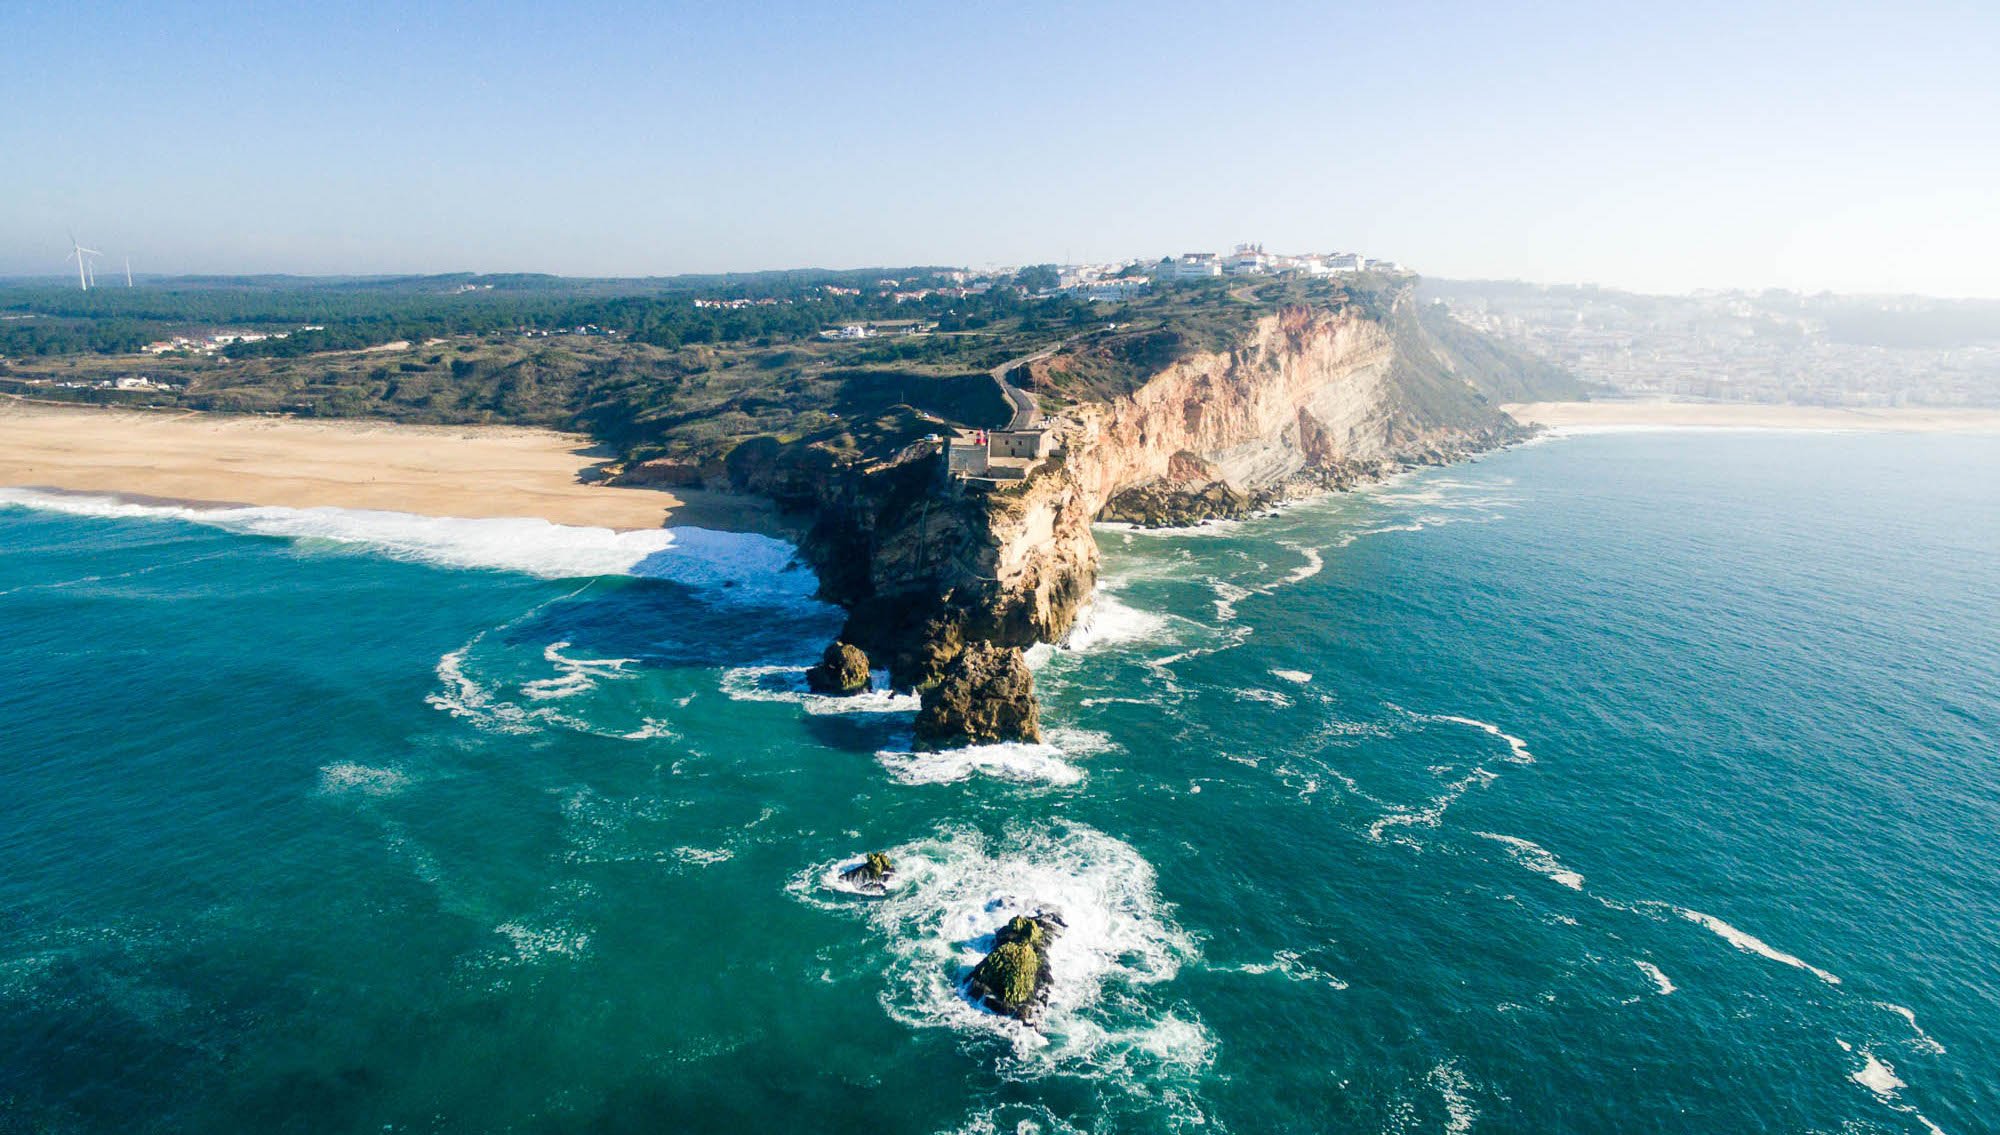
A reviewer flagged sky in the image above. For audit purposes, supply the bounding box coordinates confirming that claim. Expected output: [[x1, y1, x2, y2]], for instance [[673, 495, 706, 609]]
[[3, 0, 1996, 296]]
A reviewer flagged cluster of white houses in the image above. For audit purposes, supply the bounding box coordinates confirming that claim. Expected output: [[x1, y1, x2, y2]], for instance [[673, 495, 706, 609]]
[[1046, 244, 1403, 300], [1164, 244, 1397, 280]]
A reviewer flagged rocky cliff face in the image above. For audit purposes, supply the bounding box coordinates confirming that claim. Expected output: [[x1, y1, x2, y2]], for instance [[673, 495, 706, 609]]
[[779, 286, 1529, 747]]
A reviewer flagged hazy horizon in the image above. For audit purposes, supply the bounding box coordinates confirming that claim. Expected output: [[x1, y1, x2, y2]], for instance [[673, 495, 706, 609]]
[[5, 1, 1996, 297]]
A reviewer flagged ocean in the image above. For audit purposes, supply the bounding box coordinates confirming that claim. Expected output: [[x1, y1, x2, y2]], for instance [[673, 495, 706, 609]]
[[2, 429, 1995, 1134]]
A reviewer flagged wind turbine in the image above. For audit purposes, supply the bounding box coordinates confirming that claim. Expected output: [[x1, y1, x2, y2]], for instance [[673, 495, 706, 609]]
[[65, 233, 101, 291]]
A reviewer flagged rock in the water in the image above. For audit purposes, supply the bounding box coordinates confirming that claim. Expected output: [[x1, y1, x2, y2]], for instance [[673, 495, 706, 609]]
[[805, 641, 872, 695], [913, 643, 1040, 749], [965, 912, 1064, 1022], [838, 851, 895, 892]]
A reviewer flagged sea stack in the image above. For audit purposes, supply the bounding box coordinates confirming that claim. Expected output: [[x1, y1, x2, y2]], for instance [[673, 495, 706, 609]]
[[912, 643, 1040, 749], [838, 852, 895, 892], [805, 641, 872, 695], [966, 911, 1064, 1023]]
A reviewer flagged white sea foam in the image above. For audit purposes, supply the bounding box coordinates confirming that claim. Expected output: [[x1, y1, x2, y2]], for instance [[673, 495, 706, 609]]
[[1366, 767, 1498, 843], [1875, 1001, 1946, 1054], [490, 919, 591, 964], [520, 641, 638, 700], [718, 664, 920, 715], [1270, 669, 1313, 684], [672, 846, 734, 867], [876, 729, 1113, 788], [1432, 714, 1535, 763], [317, 762, 410, 796], [1229, 949, 1349, 990], [819, 822, 1205, 1077], [1850, 1048, 1906, 1098], [1235, 688, 1294, 708], [1209, 581, 1253, 622], [1633, 959, 1676, 995], [1675, 907, 1841, 986], [1475, 832, 1584, 889], [0, 488, 819, 600], [1061, 590, 1171, 652], [426, 642, 536, 734], [1277, 543, 1324, 585]]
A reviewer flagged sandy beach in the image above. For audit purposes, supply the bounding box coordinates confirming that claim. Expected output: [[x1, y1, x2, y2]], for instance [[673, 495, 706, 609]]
[[1504, 400, 2000, 434], [0, 399, 785, 533]]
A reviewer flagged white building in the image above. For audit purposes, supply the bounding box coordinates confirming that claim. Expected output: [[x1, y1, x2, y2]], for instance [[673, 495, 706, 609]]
[[1225, 243, 1269, 275], [1170, 253, 1223, 280]]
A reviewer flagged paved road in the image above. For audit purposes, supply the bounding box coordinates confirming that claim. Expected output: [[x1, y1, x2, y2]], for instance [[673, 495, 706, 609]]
[[989, 344, 1062, 430]]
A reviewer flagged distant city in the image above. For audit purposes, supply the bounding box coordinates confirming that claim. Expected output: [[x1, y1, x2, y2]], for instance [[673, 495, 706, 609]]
[[1423, 281, 2000, 408]]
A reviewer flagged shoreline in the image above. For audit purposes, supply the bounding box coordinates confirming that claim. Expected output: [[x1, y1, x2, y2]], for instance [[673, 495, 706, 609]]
[[1503, 400, 2000, 435], [0, 399, 791, 536]]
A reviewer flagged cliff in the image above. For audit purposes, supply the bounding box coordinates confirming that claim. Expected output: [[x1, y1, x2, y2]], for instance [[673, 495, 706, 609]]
[[748, 281, 1535, 746]]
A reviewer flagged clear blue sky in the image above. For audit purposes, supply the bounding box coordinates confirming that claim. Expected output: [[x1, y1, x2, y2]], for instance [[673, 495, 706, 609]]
[[4, 0, 1996, 295]]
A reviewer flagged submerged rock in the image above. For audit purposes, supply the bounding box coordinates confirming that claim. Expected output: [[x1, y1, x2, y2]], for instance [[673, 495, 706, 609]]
[[838, 851, 895, 892], [913, 643, 1040, 749], [966, 911, 1064, 1023], [805, 641, 872, 695]]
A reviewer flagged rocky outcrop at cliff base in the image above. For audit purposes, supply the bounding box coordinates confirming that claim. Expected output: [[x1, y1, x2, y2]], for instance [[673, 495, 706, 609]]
[[912, 643, 1040, 750], [805, 641, 871, 695]]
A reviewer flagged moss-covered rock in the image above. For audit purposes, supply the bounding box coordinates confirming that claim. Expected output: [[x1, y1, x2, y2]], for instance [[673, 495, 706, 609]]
[[838, 851, 895, 892], [805, 641, 872, 695], [965, 910, 1063, 1023]]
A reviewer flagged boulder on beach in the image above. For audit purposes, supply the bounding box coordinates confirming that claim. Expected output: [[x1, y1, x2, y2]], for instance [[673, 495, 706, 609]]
[[805, 641, 872, 695], [838, 851, 895, 892], [965, 910, 1064, 1023]]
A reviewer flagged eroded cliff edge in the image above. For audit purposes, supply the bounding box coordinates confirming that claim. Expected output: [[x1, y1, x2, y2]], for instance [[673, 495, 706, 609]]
[[735, 282, 1541, 747]]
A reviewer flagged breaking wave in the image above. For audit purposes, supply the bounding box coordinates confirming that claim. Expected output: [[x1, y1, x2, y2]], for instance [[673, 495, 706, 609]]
[[876, 729, 1114, 788], [719, 664, 920, 715], [0, 488, 818, 600]]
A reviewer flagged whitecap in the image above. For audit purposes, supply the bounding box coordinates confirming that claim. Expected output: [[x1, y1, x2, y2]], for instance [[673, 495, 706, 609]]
[[1850, 1048, 1905, 1098], [1476, 832, 1584, 890], [1875, 1001, 1946, 1054], [1675, 907, 1841, 985], [1235, 688, 1294, 708], [1432, 714, 1535, 763], [673, 846, 733, 867], [0, 488, 820, 600], [1270, 669, 1313, 684], [1633, 959, 1676, 995]]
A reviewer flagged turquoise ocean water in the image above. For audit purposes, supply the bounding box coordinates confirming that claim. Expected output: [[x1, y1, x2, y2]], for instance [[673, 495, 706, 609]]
[[2, 430, 1996, 1134]]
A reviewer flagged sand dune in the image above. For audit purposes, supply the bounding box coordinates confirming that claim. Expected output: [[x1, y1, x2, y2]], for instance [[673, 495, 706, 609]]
[[0, 399, 783, 533]]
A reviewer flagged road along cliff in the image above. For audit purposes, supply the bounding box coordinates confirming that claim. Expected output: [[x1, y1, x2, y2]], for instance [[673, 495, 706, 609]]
[[735, 283, 1542, 748]]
